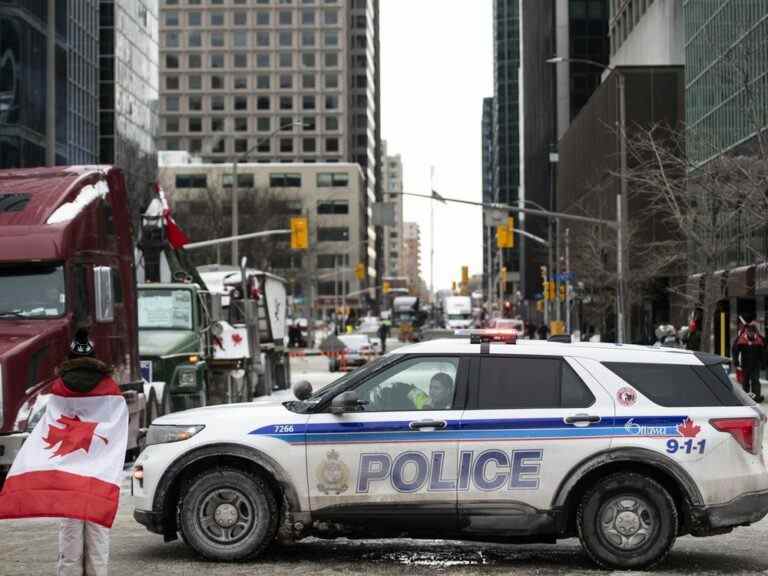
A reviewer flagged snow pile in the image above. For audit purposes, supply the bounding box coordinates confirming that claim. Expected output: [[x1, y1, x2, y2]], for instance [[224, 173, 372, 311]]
[[47, 179, 110, 224]]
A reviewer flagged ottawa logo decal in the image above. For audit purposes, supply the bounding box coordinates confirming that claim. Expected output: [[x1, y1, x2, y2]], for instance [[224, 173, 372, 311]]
[[677, 418, 701, 438], [42, 415, 108, 459], [616, 387, 637, 407], [316, 449, 350, 495]]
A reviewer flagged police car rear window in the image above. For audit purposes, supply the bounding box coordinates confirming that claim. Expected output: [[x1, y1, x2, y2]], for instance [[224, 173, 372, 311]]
[[477, 357, 595, 409], [603, 363, 741, 407]]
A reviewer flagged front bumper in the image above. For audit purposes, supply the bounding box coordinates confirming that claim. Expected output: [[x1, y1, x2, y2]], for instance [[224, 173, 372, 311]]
[[0, 432, 28, 471], [694, 489, 768, 533], [134, 508, 166, 536]]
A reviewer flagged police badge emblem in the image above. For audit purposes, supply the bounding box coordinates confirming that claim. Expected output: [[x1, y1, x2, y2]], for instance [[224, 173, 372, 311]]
[[316, 449, 350, 495]]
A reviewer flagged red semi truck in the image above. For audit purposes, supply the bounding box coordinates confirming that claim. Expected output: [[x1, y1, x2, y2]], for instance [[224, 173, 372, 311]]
[[0, 166, 146, 478]]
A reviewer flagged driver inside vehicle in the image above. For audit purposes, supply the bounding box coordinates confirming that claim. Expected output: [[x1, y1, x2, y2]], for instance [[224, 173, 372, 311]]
[[423, 372, 454, 410]]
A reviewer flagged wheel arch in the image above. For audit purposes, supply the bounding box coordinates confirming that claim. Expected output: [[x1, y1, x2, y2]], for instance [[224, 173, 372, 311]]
[[152, 443, 302, 539], [553, 448, 704, 536]]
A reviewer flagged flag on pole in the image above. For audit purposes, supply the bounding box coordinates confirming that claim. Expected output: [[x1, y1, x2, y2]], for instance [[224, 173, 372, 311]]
[[0, 376, 128, 528], [147, 183, 190, 249]]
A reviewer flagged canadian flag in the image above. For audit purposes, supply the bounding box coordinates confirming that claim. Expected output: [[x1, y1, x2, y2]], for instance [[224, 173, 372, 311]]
[[147, 183, 190, 250], [0, 378, 128, 528]]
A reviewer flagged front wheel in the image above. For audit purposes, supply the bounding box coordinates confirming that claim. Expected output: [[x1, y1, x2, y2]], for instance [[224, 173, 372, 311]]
[[179, 468, 278, 561], [577, 472, 677, 570]]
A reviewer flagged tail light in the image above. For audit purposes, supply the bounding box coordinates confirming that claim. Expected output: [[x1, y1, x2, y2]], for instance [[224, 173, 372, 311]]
[[710, 418, 761, 454]]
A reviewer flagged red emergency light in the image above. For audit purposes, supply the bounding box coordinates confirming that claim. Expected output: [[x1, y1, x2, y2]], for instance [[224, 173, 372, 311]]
[[469, 329, 518, 344]]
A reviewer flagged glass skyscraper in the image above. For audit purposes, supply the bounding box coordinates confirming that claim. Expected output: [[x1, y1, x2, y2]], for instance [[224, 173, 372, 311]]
[[684, 1, 768, 165]]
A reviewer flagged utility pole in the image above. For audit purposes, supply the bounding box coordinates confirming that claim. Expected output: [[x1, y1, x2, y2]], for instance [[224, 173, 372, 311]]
[[565, 227, 571, 333]]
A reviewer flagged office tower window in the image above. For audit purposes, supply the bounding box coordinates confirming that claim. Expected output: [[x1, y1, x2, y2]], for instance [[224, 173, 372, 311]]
[[325, 94, 339, 110], [189, 117, 202, 132], [257, 96, 271, 110], [211, 75, 225, 89], [302, 53, 316, 68], [302, 73, 316, 89], [211, 95, 225, 111], [303, 138, 316, 153], [234, 53, 248, 68], [280, 74, 293, 89], [279, 52, 293, 68], [235, 117, 248, 131], [280, 138, 294, 153], [234, 76, 248, 89], [325, 73, 339, 89], [280, 31, 293, 47], [211, 54, 225, 68], [326, 138, 339, 153], [302, 31, 315, 47], [189, 95, 203, 111], [166, 96, 180, 111], [325, 116, 338, 131], [256, 11, 270, 25], [210, 11, 225, 26], [235, 96, 248, 111], [303, 95, 316, 110], [303, 117, 316, 131], [257, 31, 270, 47], [257, 75, 270, 89], [234, 11, 247, 26], [165, 12, 179, 26], [279, 11, 293, 25], [166, 117, 180, 133], [233, 31, 248, 47], [324, 9, 338, 24], [166, 54, 179, 69], [211, 32, 225, 47], [257, 117, 271, 132], [189, 32, 202, 48], [189, 75, 202, 90], [211, 118, 225, 132], [302, 9, 315, 25], [166, 76, 179, 90], [280, 96, 293, 110], [325, 31, 338, 47], [257, 53, 270, 68], [324, 52, 338, 67], [188, 11, 201, 26]]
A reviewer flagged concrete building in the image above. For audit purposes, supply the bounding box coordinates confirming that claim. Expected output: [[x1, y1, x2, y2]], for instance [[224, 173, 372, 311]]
[[402, 222, 423, 298], [99, 0, 160, 226], [0, 1, 100, 166], [158, 160, 371, 319], [610, 0, 683, 68], [158, 0, 380, 292], [381, 141, 403, 278]]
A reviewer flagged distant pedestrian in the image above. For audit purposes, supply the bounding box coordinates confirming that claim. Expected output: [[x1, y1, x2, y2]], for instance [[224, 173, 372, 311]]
[[0, 329, 129, 576], [733, 321, 765, 402], [378, 321, 390, 354], [685, 318, 702, 351]]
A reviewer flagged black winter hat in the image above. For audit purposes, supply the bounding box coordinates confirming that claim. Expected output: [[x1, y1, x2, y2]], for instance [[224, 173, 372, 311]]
[[70, 328, 95, 358]]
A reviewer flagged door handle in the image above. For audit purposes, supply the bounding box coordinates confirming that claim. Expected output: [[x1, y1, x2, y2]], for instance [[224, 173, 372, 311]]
[[564, 414, 601, 425], [409, 420, 447, 430]]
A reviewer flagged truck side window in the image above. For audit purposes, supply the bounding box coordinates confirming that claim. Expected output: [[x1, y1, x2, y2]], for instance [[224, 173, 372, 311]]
[[112, 267, 123, 304], [73, 265, 89, 322]]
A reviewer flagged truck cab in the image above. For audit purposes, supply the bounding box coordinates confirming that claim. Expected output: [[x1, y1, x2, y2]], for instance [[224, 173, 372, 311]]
[[138, 283, 208, 419], [0, 166, 145, 476]]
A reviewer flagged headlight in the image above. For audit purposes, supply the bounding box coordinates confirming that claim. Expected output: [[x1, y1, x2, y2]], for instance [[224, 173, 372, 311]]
[[146, 424, 205, 446], [178, 370, 197, 388]]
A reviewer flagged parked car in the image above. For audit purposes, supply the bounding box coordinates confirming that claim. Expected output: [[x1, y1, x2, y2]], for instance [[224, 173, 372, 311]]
[[329, 334, 374, 372]]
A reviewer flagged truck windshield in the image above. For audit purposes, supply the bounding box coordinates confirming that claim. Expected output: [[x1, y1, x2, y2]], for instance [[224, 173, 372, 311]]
[[138, 289, 194, 330], [448, 314, 471, 320], [0, 264, 66, 319]]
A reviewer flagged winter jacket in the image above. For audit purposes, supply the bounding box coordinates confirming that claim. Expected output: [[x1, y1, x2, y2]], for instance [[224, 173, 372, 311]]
[[58, 358, 116, 395], [734, 332, 766, 373]]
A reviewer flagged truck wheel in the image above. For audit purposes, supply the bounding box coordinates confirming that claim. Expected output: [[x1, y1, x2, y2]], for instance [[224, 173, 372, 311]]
[[179, 468, 278, 562], [577, 472, 677, 570]]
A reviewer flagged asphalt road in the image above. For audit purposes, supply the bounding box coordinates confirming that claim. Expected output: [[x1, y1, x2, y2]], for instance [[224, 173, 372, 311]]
[[4, 350, 768, 575]]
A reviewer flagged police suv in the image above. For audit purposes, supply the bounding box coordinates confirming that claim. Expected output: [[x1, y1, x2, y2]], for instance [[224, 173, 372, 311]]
[[132, 332, 768, 570]]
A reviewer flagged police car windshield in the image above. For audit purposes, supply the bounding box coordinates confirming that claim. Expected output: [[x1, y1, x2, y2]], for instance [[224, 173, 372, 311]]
[[284, 354, 400, 413]]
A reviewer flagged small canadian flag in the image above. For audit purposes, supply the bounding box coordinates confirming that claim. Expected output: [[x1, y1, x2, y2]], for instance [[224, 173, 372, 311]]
[[0, 378, 128, 528]]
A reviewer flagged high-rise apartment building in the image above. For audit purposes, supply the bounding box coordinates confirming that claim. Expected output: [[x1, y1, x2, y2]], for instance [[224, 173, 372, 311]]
[[99, 0, 160, 225], [0, 1, 100, 167], [493, 0, 521, 296], [403, 222, 422, 295], [381, 140, 403, 278], [158, 0, 380, 286]]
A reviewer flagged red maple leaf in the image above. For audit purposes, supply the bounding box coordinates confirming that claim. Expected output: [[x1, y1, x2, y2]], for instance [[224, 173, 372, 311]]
[[42, 415, 108, 459], [232, 333, 243, 346], [677, 418, 701, 438]]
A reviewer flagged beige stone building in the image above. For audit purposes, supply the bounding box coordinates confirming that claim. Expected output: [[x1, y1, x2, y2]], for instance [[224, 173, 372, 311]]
[[158, 159, 374, 318]]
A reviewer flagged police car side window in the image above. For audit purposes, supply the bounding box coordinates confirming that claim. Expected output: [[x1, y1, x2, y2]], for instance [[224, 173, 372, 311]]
[[354, 357, 459, 412], [478, 357, 593, 409]]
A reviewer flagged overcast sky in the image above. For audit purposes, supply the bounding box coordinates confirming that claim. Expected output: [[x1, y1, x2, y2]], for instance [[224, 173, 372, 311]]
[[380, 1, 494, 292]]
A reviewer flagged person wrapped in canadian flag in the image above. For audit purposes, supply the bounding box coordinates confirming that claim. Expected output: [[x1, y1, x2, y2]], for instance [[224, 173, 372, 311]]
[[0, 329, 128, 576]]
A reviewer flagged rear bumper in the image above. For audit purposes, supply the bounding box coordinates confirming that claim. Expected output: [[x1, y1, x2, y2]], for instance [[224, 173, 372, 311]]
[[0, 432, 28, 471], [694, 489, 768, 533]]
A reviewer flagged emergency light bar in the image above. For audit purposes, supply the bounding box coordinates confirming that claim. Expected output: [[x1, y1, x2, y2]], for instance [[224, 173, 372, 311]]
[[468, 329, 518, 344]]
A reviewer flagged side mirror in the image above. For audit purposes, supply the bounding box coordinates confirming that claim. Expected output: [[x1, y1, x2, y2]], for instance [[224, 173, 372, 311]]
[[331, 391, 363, 415], [292, 380, 313, 401]]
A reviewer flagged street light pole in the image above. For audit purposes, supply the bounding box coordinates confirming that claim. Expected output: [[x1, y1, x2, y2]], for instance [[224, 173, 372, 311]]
[[229, 120, 303, 266], [546, 56, 627, 343]]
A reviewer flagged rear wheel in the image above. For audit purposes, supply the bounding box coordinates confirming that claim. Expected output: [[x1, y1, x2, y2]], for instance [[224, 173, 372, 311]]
[[577, 472, 677, 570], [179, 468, 278, 561]]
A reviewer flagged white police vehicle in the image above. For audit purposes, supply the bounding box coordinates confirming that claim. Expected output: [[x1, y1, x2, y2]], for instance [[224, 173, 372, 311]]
[[132, 332, 768, 569]]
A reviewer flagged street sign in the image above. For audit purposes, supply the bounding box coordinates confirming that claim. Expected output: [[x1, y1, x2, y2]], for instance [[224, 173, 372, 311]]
[[485, 209, 507, 226]]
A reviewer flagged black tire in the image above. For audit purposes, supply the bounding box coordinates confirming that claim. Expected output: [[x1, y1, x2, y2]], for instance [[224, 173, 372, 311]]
[[577, 472, 677, 570], [179, 467, 278, 561]]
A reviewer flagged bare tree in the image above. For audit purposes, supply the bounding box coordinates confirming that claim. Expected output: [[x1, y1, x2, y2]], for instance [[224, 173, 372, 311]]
[[621, 124, 768, 351]]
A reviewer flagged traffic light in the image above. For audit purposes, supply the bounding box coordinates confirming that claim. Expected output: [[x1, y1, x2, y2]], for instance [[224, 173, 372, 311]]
[[559, 284, 566, 301], [543, 281, 550, 301], [383, 281, 391, 294], [500, 266, 508, 286], [506, 217, 515, 248], [355, 262, 365, 281], [549, 281, 556, 301], [461, 266, 469, 287], [290, 217, 308, 250]]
